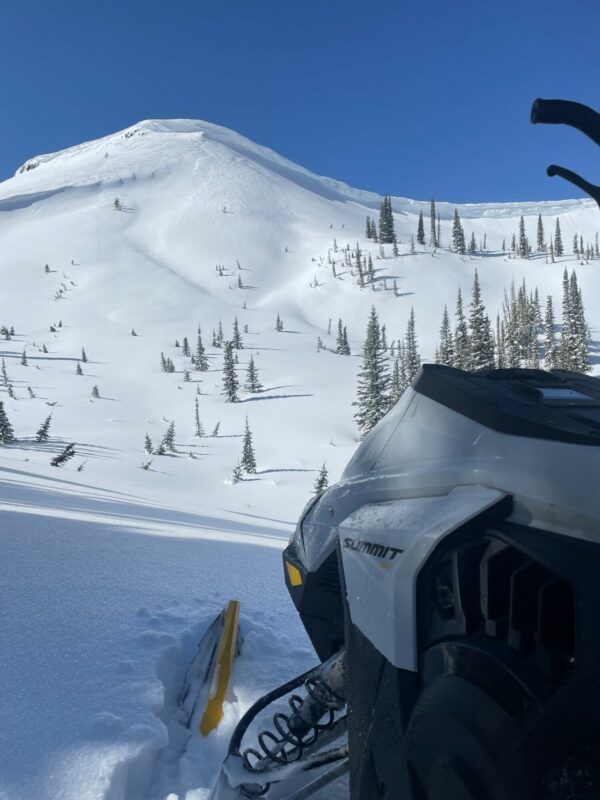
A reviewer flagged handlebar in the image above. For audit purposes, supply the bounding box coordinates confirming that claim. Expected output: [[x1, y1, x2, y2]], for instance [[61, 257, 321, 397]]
[[531, 98, 600, 208]]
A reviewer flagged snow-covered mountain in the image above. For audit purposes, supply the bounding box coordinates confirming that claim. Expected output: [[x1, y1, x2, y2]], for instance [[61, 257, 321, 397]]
[[1, 119, 599, 800]]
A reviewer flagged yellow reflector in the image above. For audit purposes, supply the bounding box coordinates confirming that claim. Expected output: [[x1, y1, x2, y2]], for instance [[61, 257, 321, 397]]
[[199, 600, 240, 737], [286, 560, 303, 587]]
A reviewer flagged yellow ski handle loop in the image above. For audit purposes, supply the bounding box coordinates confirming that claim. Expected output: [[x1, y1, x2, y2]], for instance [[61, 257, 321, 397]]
[[200, 600, 241, 736]]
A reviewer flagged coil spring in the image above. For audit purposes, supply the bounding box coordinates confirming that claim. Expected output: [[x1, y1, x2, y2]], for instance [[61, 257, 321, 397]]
[[242, 676, 339, 774]]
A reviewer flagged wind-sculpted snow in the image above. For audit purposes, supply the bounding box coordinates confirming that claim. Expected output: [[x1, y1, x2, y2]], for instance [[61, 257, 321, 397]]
[[0, 118, 599, 799]]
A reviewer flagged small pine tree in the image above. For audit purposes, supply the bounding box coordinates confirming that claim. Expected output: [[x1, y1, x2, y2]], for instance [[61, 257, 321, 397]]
[[36, 414, 52, 442], [232, 317, 243, 349], [182, 337, 191, 357], [27, 386, 35, 399], [416, 211, 426, 246], [554, 218, 564, 256], [404, 308, 421, 381], [544, 296, 558, 370], [161, 421, 176, 452], [42, 344, 48, 354], [245, 354, 262, 392], [91, 385, 100, 399], [21, 351, 27, 366], [76, 362, 83, 375], [50, 443, 75, 467], [519, 217, 529, 258], [468, 270, 495, 370], [222, 341, 239, 402], [454, 287, 471, 370], [232, 461, 243, 483], [437, 306, 455, 366], [81, 348, 88, 363], [378, 196, 396, 243], [353, 307, 390, 438], [183, 369, 191, 382], [0, 401, 15, 444], [314, 463, 329, 495], [144, 434, 153, 454], [537, 215, 545, 251], [240, 416, 257, 473], [194, 397, 204, 437], [275, 313, 284, 332], [195, 330, 209, 371], [211, 421, 221, 437], [430, 198, 438, 247], [452, 210, 466, 255], [131, 328, 137, 336]]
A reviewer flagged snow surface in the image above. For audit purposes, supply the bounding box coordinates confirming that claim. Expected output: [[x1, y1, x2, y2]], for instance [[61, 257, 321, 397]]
[[0, 118, 599, 799]]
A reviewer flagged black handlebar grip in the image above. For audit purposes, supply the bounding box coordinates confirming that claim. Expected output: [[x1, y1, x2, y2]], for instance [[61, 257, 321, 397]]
[[546, 164, 600, 209], [531, 98, 600, 148]]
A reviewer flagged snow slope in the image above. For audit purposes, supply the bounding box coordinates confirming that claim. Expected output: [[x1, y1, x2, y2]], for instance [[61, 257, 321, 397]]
[[1, 119, 599, 800]]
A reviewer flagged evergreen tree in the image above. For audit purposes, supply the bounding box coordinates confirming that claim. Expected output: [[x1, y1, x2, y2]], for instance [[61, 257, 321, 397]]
[[314, 463, 329, 495], [81, 347, 88, 363], [50, 442, 75, 466], [0, 401, 14, 444], [544, 295, 558, 370], [162, 421, 176, 452], [454, 288, 470, 369], [91, 385, 100, 398], [194, 397, 204, 437], [21, 350, 27, 366], [388, 358, 403, 407], [452, 210, 466, 254], [573, 234, 579, 256], [537, 215, 545, 251], [367, 253, 375, 284], [232, 317, 243, 349], [468, 270, 495, 370], [182, 337, 191, 357], [554, 218, 564, 256], [378, 196, 396, 243], [404, 308, 421, 381], [144, 434, 153, 454], [569, 271, 590, 372], [240, 416, 257, 473], [245, 354, 262, 392], [437, 214, 442, 249], [76, 362, 83, 375], [437, 306, 455, 366], [27, 386, 35, 398], [35, 414, 52, 442], [195, 330, 209, 371], [275, 313, 284, 332], [211, 421, 221, 437], [353, 306, 390, 438], [416, 211, 426, 246], [222, 341, 239, 402], [430, 198, 438, 247], [365, 215, 372, 239], [469, 232, 476, 255], [518, 216, 529, 258]]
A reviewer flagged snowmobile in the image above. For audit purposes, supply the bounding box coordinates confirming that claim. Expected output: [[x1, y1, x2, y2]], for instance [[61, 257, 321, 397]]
[[210, 99, 600, 800]]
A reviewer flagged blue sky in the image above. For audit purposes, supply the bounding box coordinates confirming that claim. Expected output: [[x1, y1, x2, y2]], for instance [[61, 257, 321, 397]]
[[0, 0, 599, 202]]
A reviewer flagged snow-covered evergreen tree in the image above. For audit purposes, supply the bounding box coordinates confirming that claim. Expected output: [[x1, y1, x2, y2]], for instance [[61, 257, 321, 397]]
[[21, 351, 27, 366], [91, 385, 100, 399], [353, 306, 390, 438], [437, 306, 454, 366], [182, 337, 191, 357], [50, 443, 75, 467], [451, 209, 466, 254], [518, 216, 529, 258], [404, 308, 421, 381], [76, 362, 83, 375], [240, 416, 257, 473], [453, 288, 470, 369], [537, 215, 545, 251], [416, 211, 425, 246], [468, 270, 495, 370], [245, 354, 262, 392], [313, 463, 329, 495], [162, 421, 176, 452], [36, 414, 52, 442], [222, 341, 239, 402], [194, 397, 204, 437], [144, 434, 153, 454], [378, 196, 395, 243], [0, 401, 15, 444], [195, 330, 209, 371], [81, 347, 88, 363], [555, 218, 564, 256], [430, 198, 438, 247], [544, 295, 558, 370], [232, 317, 243, 349]]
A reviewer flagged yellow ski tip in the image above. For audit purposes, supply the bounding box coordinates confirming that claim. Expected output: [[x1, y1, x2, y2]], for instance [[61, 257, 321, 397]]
[[200, 599, 241, 737]]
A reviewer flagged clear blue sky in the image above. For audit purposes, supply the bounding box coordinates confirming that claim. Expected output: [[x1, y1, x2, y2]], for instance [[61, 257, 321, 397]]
[[1, 0, 599, 203]]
